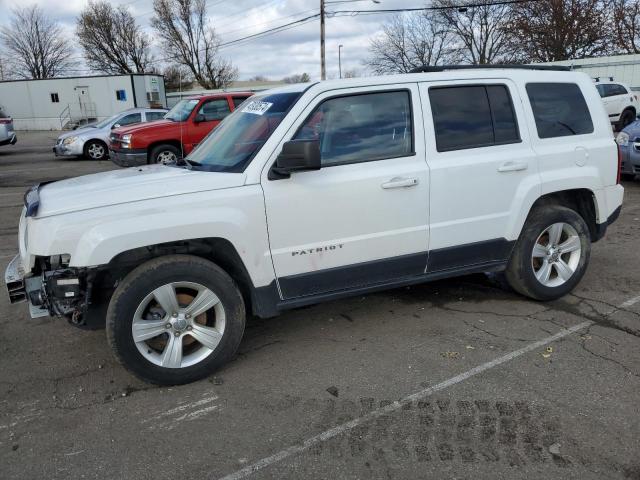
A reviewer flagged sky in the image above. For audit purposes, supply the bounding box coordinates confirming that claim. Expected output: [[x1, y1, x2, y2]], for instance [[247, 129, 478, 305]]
[[0, 0, 413, 81]]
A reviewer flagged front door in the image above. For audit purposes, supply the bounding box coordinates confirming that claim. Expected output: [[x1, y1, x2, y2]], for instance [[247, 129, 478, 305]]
[[186, 98, 232, 152], [261, 84, 430, 299], [418, 80, 540, 271]]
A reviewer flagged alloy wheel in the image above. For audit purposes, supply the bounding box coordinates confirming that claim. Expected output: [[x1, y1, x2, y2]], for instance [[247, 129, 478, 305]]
[[87, 143, 105, 159], [531, 222, 582, 288], [157, 151, 178, 165], [131, 281, 225, 368]]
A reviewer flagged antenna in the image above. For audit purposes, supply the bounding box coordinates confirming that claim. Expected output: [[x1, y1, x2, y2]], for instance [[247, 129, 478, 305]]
[[179, 69, 184, 162]]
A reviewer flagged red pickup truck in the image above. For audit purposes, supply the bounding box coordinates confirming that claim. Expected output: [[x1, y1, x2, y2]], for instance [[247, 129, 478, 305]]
[[109, 92, 252, 166]]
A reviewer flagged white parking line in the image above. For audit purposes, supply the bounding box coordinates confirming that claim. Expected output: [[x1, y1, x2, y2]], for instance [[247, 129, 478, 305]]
[[216, 320, 592, 480], [619, 295, 640, 310]]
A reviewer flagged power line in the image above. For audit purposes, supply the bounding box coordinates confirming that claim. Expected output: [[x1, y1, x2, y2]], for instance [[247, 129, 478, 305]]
[[216, 7, 319, 38], [328, 0, 542, 15]]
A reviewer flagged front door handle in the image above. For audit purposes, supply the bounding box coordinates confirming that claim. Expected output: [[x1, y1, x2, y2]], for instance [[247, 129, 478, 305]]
[[381, 177, 419, 189], [497, 161, 528, 172]]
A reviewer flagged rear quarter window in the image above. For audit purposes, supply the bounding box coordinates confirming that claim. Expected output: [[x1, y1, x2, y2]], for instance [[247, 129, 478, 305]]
[[526, 83, 593, 139]]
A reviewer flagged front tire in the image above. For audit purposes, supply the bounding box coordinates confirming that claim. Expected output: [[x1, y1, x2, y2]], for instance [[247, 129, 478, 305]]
[[84, 140, 107, 160], [505, 205, 591, 301], [106, 255, 246, 385], [149, 144, 180, 165]]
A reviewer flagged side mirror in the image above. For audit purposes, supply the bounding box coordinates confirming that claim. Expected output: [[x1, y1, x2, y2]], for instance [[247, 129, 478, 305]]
[[270, 140, 321, 180], [194, 113, 206, 123], [111, 123, 120, 129]]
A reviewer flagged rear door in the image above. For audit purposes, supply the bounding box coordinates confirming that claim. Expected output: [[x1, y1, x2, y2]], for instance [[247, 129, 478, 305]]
[[419, 80, 539, 271], [262, 84, 430, 299]]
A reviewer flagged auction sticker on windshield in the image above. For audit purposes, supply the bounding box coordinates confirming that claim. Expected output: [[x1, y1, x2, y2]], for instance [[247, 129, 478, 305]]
[[242, 101, 273, 115]]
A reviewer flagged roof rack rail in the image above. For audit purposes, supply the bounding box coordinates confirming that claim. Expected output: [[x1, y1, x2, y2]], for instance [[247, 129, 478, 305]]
[[410, 64, 572, 73]]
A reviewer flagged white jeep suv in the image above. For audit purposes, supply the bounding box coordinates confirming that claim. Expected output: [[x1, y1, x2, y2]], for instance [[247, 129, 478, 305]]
[[595, 79, 639, 129], [5, 66, 624, 385]]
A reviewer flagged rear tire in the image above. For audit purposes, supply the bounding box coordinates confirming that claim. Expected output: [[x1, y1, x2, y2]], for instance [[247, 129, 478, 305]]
[[106, 255, 246, 385], [149, 144, 180, 165], [505, 205, 591, 301], [619, 109, 636, 130]]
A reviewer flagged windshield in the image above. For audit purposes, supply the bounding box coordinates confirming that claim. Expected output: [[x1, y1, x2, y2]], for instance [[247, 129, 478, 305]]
[[186, 92, 302, 172], [165, 99, 200, 122], [94, 113, 122, 129]]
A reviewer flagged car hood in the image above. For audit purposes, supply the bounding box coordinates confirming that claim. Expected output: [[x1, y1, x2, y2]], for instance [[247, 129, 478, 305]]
[[57, 125, 101, 141], [37, 165, 245, 218], [114, 119, 175, 135]]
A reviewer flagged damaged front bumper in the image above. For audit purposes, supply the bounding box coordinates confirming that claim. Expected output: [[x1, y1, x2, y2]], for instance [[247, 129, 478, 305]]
[[4, 254, 49, 318], [5, 253, 91, 322]]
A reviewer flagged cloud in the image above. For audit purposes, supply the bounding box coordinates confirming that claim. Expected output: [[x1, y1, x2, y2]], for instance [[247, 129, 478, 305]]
[[0, 0, 411, 80]]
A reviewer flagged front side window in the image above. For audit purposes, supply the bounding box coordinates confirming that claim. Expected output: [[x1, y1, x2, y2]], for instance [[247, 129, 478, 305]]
[[197, 99, 231, 122], [232, 97, 248, 108], [117, 113, 142, 126], [612, 84, 628, 95], [165, 99, 199, 122], [429, 85, 520, 152], [294, 90, 413, 167], [186, 92, 302, 172], [526, 83, 593, 139]]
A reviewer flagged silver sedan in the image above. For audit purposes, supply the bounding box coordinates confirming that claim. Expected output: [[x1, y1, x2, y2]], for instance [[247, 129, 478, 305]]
[[53, 108, 167, 160]]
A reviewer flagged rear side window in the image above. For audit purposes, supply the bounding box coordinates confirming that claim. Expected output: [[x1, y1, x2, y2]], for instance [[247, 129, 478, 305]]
[[526, 83, 593, 139], [145, 111, 166, 121], [429, 85, 520, 152]]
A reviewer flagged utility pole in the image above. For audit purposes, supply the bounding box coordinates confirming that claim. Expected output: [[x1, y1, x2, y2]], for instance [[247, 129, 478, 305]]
[[338, 44, 343, 79], [320, 0, 326, 80]]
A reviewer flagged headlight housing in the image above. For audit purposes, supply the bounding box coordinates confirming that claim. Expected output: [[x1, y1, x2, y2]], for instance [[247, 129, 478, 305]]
[[616, 131, 629, 146], [121, 134, 132, 149], [62, 136, 78, 145]]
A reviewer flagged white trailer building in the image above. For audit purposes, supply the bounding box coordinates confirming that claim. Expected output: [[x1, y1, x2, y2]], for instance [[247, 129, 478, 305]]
[[0, 74, 166, 130], [545, 54, 640, 91]]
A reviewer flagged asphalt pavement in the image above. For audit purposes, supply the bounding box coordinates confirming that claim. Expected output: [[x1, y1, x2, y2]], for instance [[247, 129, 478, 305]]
[[1, 131, 639, 480]]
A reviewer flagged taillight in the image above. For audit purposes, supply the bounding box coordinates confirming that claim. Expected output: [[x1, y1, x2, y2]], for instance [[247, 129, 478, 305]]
[[0, 118, 11, 124], [617, 142, 622, 184]]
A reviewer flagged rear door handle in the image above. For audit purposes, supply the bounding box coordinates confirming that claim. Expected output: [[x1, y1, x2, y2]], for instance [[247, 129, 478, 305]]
[[381, 177, 419, 189], [497, 161, 528, 172]]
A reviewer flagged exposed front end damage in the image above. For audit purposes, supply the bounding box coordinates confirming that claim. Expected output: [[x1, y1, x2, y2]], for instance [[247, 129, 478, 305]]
[[5, 254, 100, 327]]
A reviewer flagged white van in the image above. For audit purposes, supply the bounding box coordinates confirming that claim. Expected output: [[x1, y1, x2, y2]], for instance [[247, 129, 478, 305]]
[[5, 66, 624, 384]]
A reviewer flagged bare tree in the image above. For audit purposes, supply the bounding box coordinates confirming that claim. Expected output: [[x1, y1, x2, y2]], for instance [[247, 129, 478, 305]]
[[151, 0, 237, 89], [435, 0, 517, 64], [249, 75, 269, 82], [163, 65, 193, 91], [77, 1, 152, 74], [509, 0, 612, 61], [283, 73, 311, 83], [366, 12, 457, 74], [343, 69, 361, 78], [0, 5, 75, 79], [613, 0, 640, 53]]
